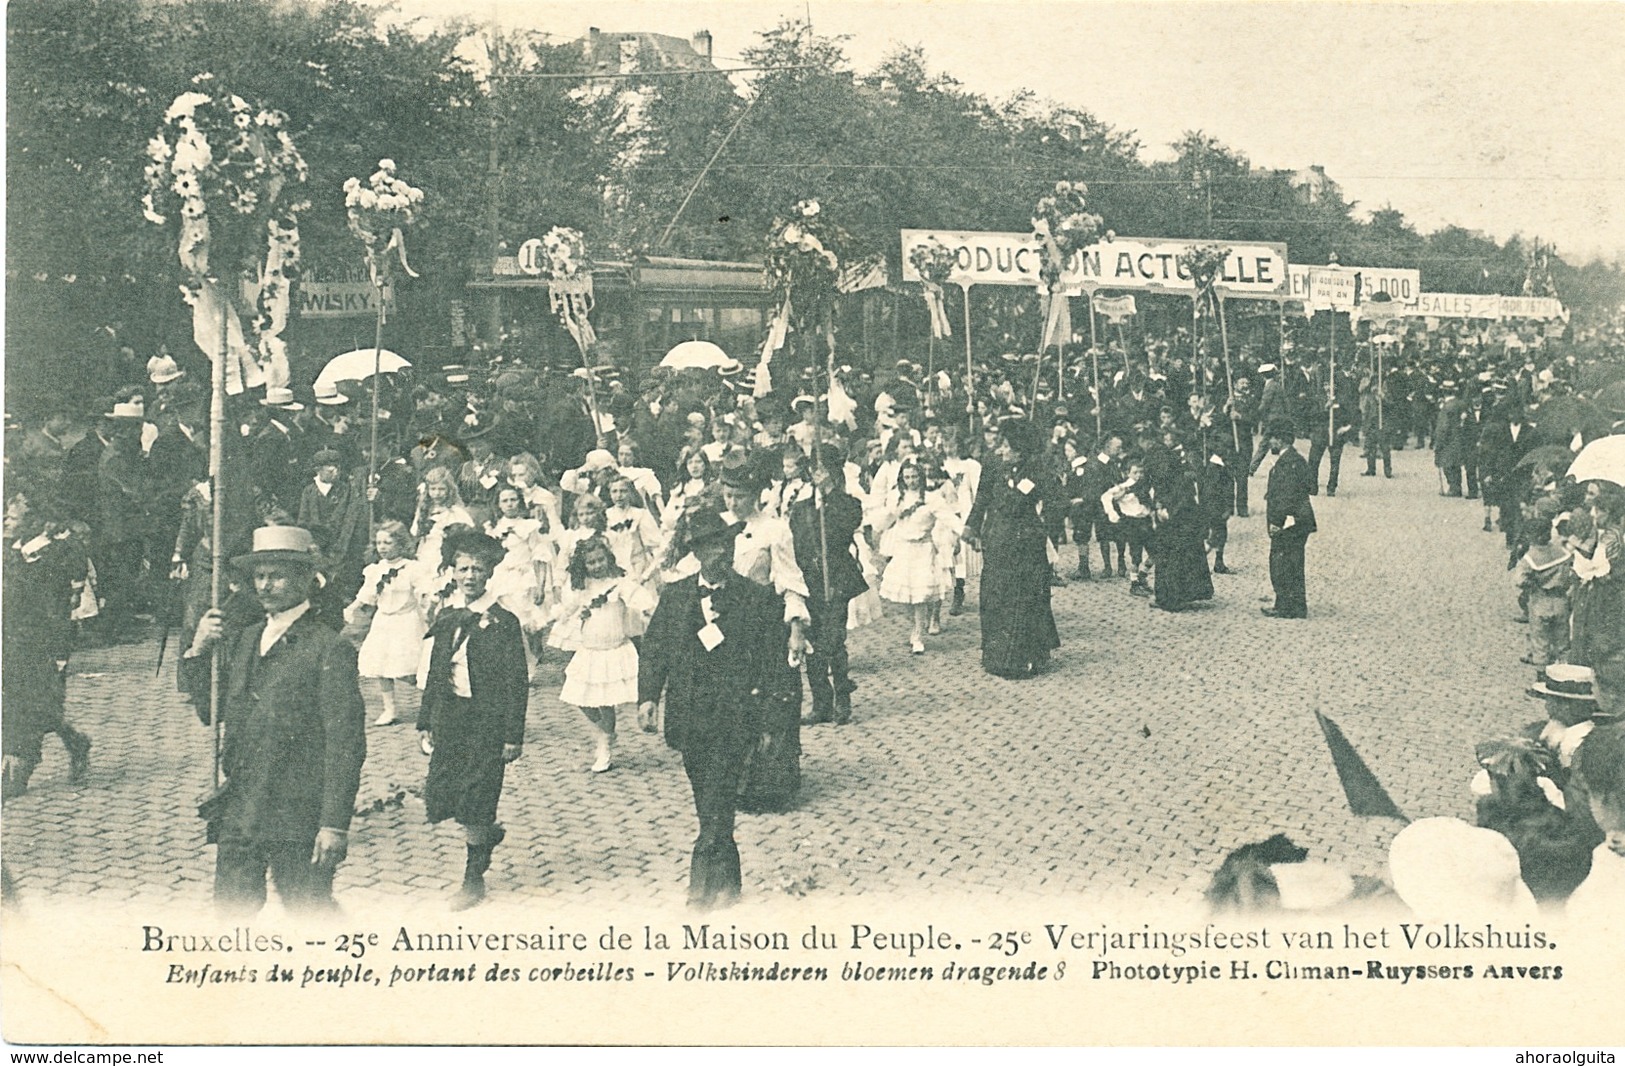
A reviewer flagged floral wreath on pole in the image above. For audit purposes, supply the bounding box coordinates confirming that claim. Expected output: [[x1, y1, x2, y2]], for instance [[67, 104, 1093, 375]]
[[1178, 242, 1230, 319], [1031, 181, 1102, 354], [542, 226, 596, 356], [344, 158, 423, 320], [908, 238, 957, 340], [759, 199, 846, 397], [143, 75, 308, 394]]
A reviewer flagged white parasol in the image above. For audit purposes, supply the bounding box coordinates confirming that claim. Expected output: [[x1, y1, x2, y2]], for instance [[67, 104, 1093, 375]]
[[1567, 435, 1625, 486], [659, 340, 734, 370], [313, 348, 411, 391]]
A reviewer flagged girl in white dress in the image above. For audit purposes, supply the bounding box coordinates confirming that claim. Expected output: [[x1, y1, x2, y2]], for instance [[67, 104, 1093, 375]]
[[344, 521, 429, 726], [553, 491, 608, 602], [875, 460, 949, 655], [615, 440, 665, 520], [547, 534, 656, 773], [604, 477, 662, 585], [506, 452, 563, 535], [412, 465, 474, 573], [484, 485, 552, 636]]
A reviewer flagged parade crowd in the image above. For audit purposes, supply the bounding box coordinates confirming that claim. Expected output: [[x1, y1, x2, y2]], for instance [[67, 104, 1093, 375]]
[[4, 314, 1624, 915]]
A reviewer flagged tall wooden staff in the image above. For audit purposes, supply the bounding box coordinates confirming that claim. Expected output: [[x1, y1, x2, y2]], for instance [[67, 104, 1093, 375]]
[[1217, 292, 1240, 453], [813, 309, 835, 602], [960, 281, 975, 437], [367, 282, 386, 536], [1088, 293, 1102, 440], [1327, 311, 1337, 449], [208, 295, 228, 780]]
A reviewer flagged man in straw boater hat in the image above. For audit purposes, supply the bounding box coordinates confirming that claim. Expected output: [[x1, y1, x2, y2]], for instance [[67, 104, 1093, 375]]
[[181, 525, 366, 914], [638, 506, 791, 910]]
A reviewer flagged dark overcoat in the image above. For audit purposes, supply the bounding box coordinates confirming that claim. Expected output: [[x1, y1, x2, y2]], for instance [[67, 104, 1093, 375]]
[[417, 603, 529, 826], [182, 612, 366, 844]]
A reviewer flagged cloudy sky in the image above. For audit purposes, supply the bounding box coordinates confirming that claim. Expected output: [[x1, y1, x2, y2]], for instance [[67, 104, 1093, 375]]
[[383, 1, 1625, 263]]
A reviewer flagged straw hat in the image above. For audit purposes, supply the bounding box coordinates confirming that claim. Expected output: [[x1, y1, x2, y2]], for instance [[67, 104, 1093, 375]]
[[147, 354, 186, 384], [229, 525, 321, 571], [1388, 817, 1537, 920]]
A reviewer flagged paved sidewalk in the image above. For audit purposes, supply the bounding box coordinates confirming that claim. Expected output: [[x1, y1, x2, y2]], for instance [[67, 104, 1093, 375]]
[[1, 447, 1539, 909]]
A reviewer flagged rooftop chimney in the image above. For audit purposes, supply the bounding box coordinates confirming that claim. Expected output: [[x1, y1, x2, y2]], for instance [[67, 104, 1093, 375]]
[[692, 29, 712, 60]]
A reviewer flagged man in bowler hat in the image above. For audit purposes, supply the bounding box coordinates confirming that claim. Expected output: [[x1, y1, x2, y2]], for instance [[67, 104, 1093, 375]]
[[1262, 420, 1317, 619], [638, 507, 788, 909], [182, 525, 367, 914]]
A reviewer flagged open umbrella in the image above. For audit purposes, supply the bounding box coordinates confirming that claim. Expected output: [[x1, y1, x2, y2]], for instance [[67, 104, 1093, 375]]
[[1593, 380, 1625, 417], [1568, 435, 1625, 486], [314, 348, 411, 391], [1513, 444, 1576, 474], [1530, 395, 1603, 444], [659, 340, 732, 370]]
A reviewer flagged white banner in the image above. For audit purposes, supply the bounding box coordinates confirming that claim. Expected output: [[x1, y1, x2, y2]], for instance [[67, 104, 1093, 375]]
[[1499, 295, 1566, 321], [1392, 292, 1505, 320], [1286, 263, 1421, 306], [297, 280, 395, 318], [1306, 268, 1358, 311], [899, 230, 1289, 297]]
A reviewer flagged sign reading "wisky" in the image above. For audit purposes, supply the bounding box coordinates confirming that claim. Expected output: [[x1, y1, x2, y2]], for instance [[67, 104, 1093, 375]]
[[899, 230, 1289, 297]]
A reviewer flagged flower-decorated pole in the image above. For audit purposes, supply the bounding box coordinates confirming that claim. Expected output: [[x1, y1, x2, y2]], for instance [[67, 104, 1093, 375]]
[[344, 158, 424, 532], [1178, 243, 1239, 453], [908, 238, 958, 384], [539, 226, 606, 449], [1030, 181, 1103, 418], [763, 198, 850, 601], [143, 76, 308, 783]]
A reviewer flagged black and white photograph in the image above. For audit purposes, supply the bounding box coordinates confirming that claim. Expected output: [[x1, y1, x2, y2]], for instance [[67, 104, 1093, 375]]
[[3, 0, 1624, 1050]]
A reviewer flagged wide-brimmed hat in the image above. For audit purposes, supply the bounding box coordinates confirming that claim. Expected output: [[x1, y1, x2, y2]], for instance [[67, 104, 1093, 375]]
[[260, 386, 304, 411], [147, 354, 186, 384], [229, 525, 321, 571], [719, 452, 769, 492], [1388, 817, 1537, 920], [682, 507, 744, 552], [1264, 418, 1297, 441], [312, 381, 349, 406], [582, 448, 618, 472], [1528, 663, 1596, 702]]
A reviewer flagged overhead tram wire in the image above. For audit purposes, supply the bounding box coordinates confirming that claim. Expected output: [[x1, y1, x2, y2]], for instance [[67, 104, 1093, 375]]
[[488, 64, 817, 80]]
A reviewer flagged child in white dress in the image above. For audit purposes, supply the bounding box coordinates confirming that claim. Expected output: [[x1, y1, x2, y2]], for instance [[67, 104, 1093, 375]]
[[604, 477, 662, 586], [547, 534, 656, 773], [345, 521, 428, 725], [875, 461, 949, 655], [485, 486, 554, 673]]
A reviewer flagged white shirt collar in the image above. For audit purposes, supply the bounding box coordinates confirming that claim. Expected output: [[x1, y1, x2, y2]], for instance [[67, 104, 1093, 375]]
[[451, 589, 500, 615], [258, 600, 312, 656]]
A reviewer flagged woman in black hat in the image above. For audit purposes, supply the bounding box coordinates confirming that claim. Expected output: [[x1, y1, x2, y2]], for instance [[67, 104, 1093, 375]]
[[962, 417, 1061, 679]]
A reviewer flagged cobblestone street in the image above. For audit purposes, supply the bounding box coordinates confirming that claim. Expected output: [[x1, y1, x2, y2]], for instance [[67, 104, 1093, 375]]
[[1, 448, 1543, 911]]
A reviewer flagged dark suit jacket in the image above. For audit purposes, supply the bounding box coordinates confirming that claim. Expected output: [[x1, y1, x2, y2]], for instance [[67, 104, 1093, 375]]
[[182, 611, 366, 843], [638, 574, 788, 755], [416, 603, 529, 749], [1265, 445, 1317, 534], [788, 490, 867, 603]]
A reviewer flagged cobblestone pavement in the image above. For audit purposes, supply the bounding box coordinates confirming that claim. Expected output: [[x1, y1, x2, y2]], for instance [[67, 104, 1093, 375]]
[[1, 446, 1542, 910]]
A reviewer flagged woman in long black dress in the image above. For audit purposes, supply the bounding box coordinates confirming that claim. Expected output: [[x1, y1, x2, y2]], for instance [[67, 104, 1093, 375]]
[[1150, 442, 1215, 612], [963, 418, 1060, 679]]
